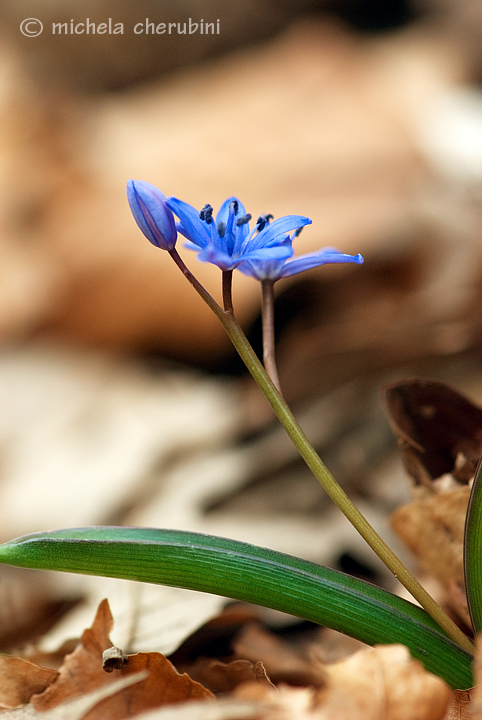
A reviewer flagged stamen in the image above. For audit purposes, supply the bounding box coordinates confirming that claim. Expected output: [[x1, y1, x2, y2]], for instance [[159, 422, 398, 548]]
[[293, 226, 304, 238], [217, 221, 226, 237], [199, 204, 213, 224], [236, 213, 252, 227], [256, 214, 274, 231], [229, 200, 239, 215]]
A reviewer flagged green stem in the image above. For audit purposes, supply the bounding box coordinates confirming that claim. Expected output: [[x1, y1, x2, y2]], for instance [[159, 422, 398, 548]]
[[169, 249, 474, 654], [261, 279, 282, 393], [222, 270, 234, 312]]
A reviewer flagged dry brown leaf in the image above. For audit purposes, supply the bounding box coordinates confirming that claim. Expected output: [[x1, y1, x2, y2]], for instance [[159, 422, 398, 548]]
[[81, 652, 214, 720], [318, 644, 451, 720], [183, 658, 273, 694], [443, 689, 472, 720], [235, 643, 451, 719], [0, 656, 58, 709], [31, 599, 213, 719], [383, 379, 482, 493], [126, 697, 267, 720], [390, 487, 470, 624], [233, 623, 326, 687], [23, 639, 80, 672], [235, 683, 318, 719], [0, 672, 147, 720], [32, 598, 114, 711]]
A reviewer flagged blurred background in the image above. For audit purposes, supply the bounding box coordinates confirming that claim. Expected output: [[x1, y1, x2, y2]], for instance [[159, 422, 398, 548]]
[[1, 0, 482, 653]]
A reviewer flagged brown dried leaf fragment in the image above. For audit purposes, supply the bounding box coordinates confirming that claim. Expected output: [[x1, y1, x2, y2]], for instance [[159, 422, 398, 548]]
[[102, 646, 128, 672], [390, 486, 470, 624], [31, 599, 213, 720], [0, 656, 58, 709], [0, 672, 147, 720], [183, 657, 274, 694], [318, 644, 451, 720], [235, 644, 451, 719], [32, 598, 115, 711], [233, 623, 327, 688], [383, 379, 482, 493], [81, 652, 213, 720], [125, 697, 269, 720], [443, 689, 472, 720]]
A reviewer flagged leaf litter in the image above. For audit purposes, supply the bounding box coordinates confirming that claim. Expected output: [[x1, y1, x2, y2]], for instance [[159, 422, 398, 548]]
[[0, 596, 459, 720], [1, 377, 482, 718]]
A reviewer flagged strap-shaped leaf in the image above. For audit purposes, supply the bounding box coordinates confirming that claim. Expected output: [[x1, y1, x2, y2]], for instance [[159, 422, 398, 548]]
[[0, 526, 472, 689], [465, 456, 482, 634]]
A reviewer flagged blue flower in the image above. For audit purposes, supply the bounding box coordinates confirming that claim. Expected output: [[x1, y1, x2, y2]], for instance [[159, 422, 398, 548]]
[[238, 246, 364, 281], [166, 195, 312, 272], [127, 180, 177, 250]]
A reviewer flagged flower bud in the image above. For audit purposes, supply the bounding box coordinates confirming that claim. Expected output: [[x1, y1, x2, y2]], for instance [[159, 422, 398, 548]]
[[127, 180, 177, 250]]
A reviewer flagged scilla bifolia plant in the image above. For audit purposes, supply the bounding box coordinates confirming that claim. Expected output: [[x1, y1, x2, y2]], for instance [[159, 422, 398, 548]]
[[0, 179, 477, 690]]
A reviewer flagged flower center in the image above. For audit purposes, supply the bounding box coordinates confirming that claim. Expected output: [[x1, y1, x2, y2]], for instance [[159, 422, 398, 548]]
[[256, 214, 273, 231], [199, 204, 213, 224], [236, 213, 252, 227]]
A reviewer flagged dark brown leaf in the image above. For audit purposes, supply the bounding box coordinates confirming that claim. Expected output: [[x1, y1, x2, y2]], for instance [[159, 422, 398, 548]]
[[383, 379, 482, 488]]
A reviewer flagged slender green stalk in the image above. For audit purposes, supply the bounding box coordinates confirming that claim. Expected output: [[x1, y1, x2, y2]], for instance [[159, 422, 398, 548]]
[[222, 270, 234, 313], [168, 249, 474, 654], [261, 279, 281, 393]]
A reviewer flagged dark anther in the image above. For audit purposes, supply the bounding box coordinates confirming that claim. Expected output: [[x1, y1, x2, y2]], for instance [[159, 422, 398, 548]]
[[217, 221, 226, 237], [236, 213, 252, 227], [256, 214, 273, 231], [199, 204, 213, 224], [229, 199, 239, 215], [293, 226, 304, 238]]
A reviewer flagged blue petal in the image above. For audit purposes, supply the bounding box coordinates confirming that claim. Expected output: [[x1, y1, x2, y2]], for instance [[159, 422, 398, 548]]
[[166, 197, 210, 248], [237, 258, 288, 280], [239, 245, 293, 264], [196, 246, 237, 271], [127, 180, 177, 250], [247, 216, 312, 251], [215, 197, 247, 228], [219, 198, 251, 257], [279, 250, 364, 278], [196, 241, 292, 272]]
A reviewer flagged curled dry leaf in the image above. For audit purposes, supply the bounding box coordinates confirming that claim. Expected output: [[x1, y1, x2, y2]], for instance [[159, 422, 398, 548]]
[[183, 657, 274, 694], [102, 646, 128, 672], [441, 631, 482, 719], [0, 673, 147, 720], [383, 379, 482, 494], [31, 598, 115, 711], [383, 378, 482, 624], [443, 689, 472, 720], [235, 644, 451, 720], [318, 644, 451, 720], [122, 697, 268, 720], [80, 653, 214, 720], [390, 486, 470, 625], [0, 656, 58, 709], [233, 623, 327, 688], [31, 599, 213, 720]]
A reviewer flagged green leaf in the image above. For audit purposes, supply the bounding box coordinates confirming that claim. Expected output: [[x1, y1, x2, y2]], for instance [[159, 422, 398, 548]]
[[465, 456, 482, 634], [0, 526, 473, 689]]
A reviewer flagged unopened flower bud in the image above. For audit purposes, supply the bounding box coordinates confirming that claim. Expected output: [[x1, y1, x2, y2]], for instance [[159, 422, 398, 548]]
[[127, 179, 177, 250]]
